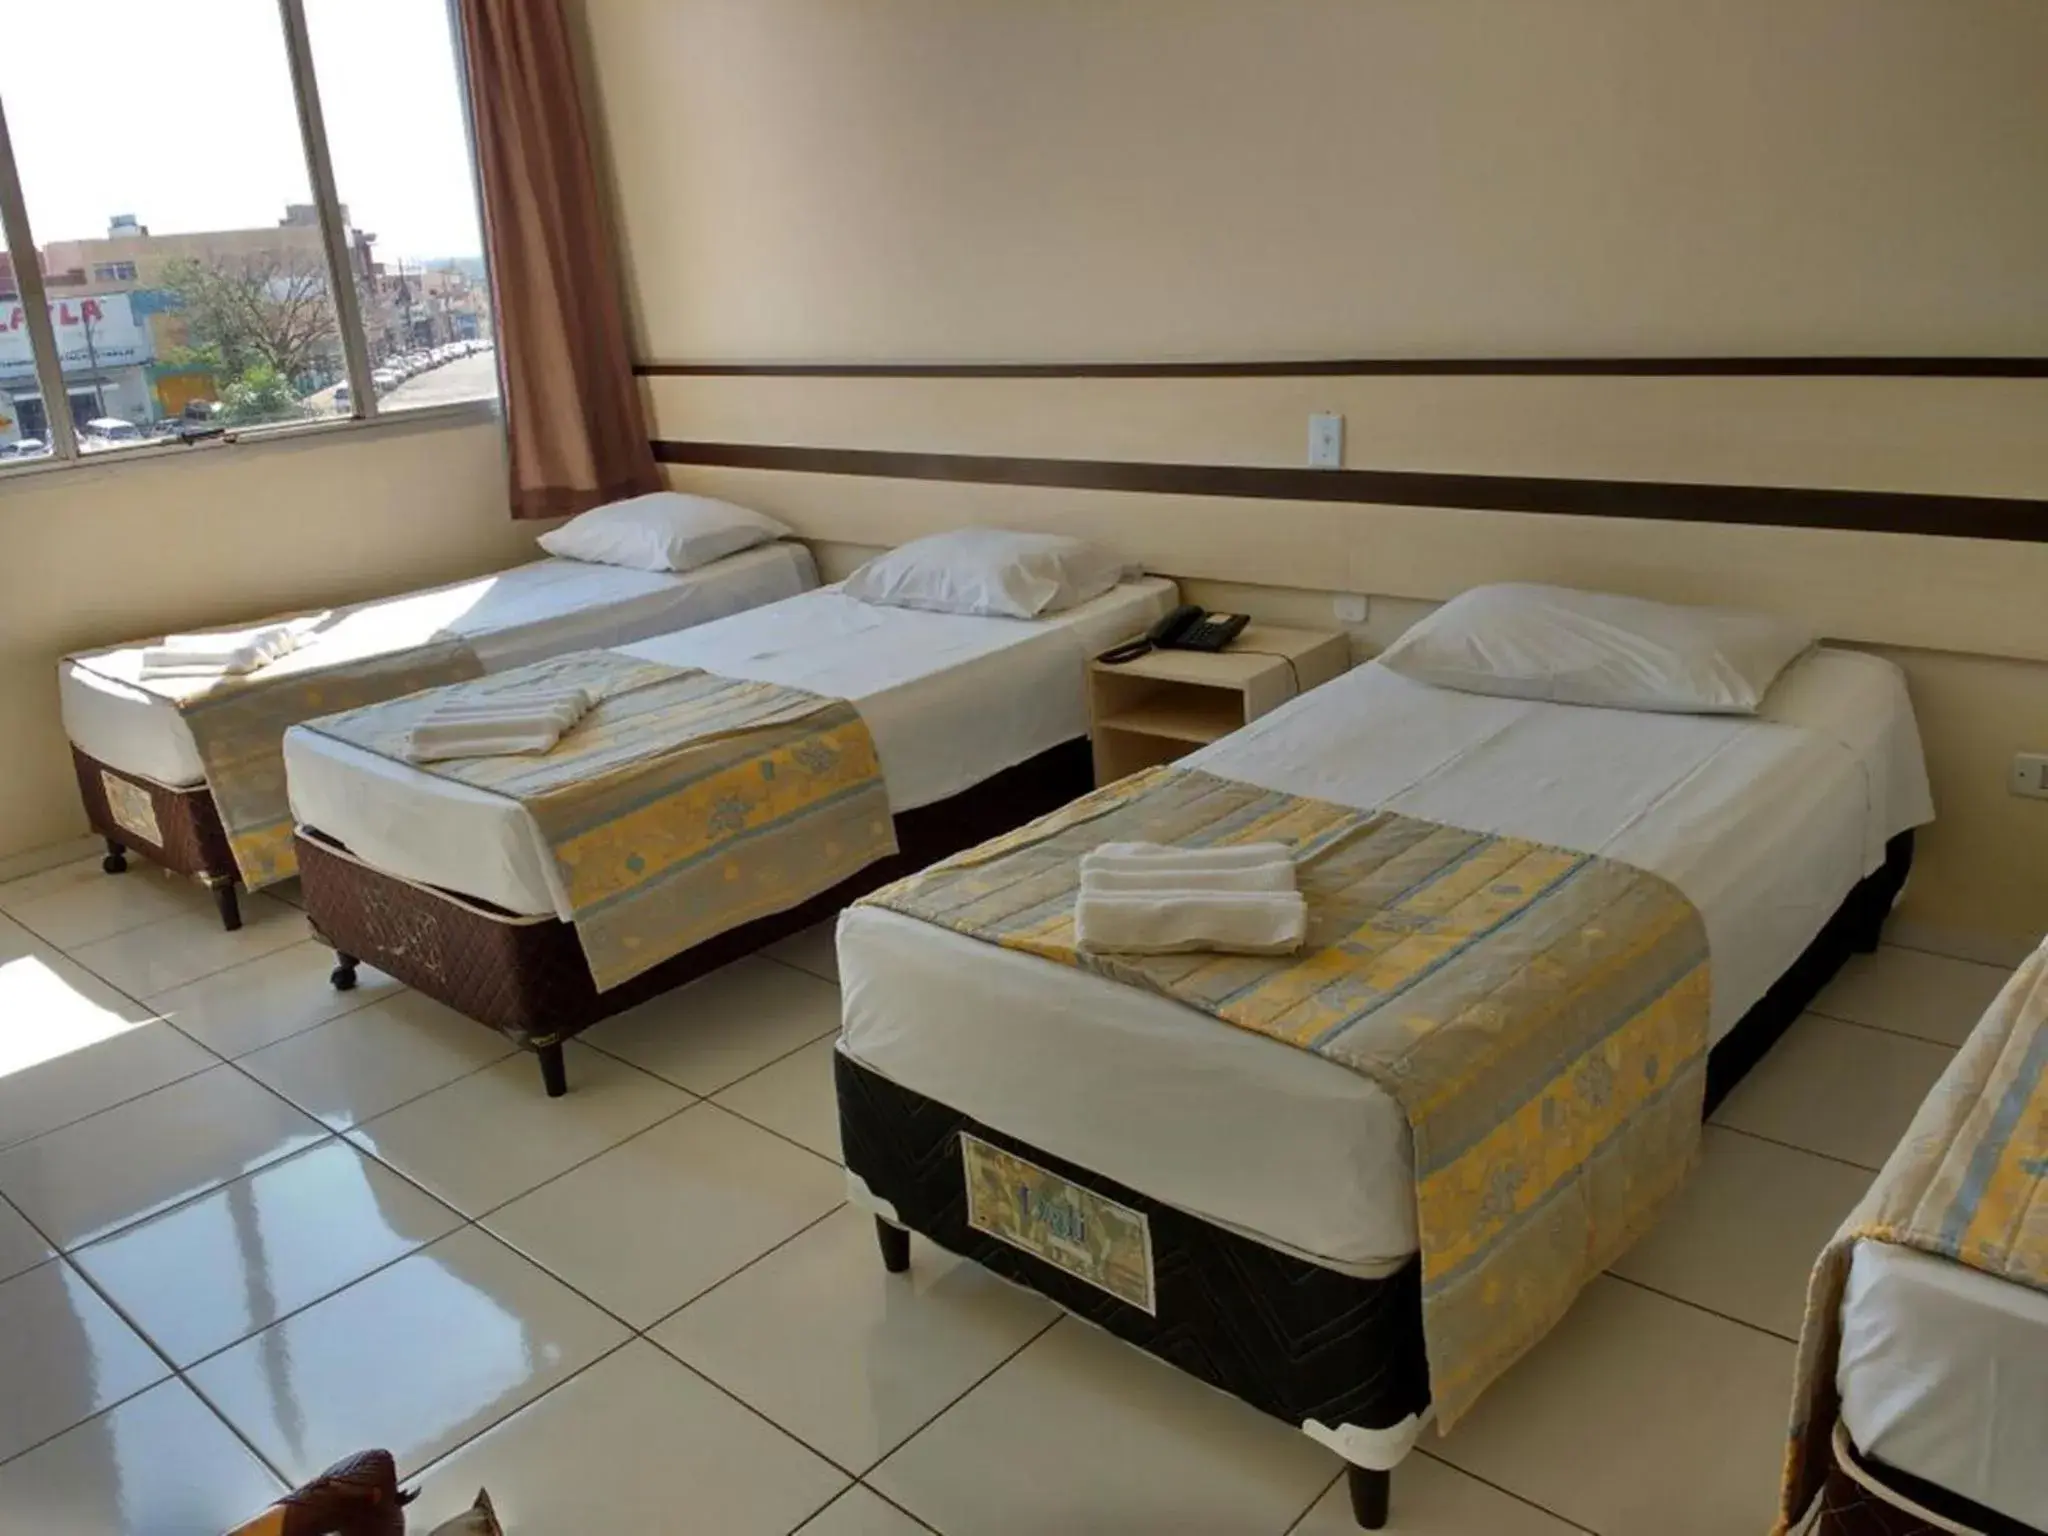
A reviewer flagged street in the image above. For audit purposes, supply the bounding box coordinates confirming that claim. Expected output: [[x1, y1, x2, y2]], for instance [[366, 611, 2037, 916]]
[[379, 349, 498, 410]]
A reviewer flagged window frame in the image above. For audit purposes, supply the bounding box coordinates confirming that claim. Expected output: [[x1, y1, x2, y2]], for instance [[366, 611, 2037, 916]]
[[0, 0, 494, 479]]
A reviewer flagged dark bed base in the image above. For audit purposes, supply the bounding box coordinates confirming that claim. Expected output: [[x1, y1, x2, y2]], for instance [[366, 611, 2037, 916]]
[[838, 830, 1915, 1529], [297, 738, 1097, 1096], [1817, 1429, 2045, 1536], [72, 746, 244, 930]]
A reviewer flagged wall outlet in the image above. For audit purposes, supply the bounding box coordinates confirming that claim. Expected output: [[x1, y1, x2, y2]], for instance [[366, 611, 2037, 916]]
[[1333, 593, 1370, 624], [2011, 752, 2048, 799], [1308, 412, 1344, 469]]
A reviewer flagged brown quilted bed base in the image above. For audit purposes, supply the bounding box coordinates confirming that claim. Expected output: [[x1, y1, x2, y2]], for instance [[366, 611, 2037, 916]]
[[72, 746, 238, 885], [1816, 1428, 2042, 1536], [296, 738, 1096, 1055]]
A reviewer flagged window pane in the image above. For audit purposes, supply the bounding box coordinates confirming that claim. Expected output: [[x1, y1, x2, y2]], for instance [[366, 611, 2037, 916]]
[[0, 235, 54, 462], [0, 2, 347, 449], [306, 0, 499, 414]]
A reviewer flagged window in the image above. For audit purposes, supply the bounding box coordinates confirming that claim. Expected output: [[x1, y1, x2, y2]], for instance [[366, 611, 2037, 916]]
[[0, 0, 492, 467]]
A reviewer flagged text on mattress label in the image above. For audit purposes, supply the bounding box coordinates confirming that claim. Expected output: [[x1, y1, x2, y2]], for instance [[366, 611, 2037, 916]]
[[960, 1132, 1156, 1314]]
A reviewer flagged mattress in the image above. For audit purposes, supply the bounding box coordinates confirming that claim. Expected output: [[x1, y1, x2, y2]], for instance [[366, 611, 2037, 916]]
[[839, 648, 1934, 1273], [59, 542, 819, 788], [283, 578, 1179, 919], [1837, 1241, 2048, 1527]]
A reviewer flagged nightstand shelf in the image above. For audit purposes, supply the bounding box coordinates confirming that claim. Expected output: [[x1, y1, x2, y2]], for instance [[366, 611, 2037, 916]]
[[1087, 623, 1351, 785]]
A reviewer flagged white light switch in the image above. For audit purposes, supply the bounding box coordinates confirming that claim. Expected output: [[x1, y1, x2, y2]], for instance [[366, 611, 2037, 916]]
[[1333, 594, 1370, 624], [1308, 412, 1344, 469], [2011, 752, 2048, 800]]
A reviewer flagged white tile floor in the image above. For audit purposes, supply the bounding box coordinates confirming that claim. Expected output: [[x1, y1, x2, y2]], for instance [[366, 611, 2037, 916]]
[[0, 854, 2015, 1535]]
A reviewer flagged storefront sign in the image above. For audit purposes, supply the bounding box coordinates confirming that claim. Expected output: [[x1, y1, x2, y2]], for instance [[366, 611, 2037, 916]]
[[0, 293, 151, 371]]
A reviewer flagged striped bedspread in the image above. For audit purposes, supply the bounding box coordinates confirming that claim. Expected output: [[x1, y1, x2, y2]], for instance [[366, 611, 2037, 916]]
[[1777, 939, 2048, 1533], [72, 612, 485, 889], [305, 649, 897, 992], [859, 764, 1710, 1430]]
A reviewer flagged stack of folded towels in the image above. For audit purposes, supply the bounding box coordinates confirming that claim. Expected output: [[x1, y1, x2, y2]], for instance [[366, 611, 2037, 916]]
[[138, 624, 303, 680], [403, 685, 596, 764], [1074, 841, 1307, 956]]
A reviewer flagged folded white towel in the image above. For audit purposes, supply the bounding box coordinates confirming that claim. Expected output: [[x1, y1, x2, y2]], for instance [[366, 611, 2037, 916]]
[[139, 623, 303, 679], [1075, 889, 1308, 956], [1079, 841, 1297, 897], [404, 686, 595, 763]]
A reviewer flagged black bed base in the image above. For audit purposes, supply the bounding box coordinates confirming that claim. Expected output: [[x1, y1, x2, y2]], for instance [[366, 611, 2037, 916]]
[[303, 738, 1096, 1096], [839, 831, 1915, 1529]]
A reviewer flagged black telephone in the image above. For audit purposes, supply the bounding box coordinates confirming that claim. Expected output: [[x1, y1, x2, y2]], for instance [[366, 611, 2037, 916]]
[[1097, 605, 1251, 664]]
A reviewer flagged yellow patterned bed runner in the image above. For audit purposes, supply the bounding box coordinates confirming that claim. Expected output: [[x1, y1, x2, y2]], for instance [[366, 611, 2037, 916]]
[[72, 617, 485, 889], [305, 650, 897, 993], [1776, 941, 2048, 1533], [859, 764, 1710, 1430]]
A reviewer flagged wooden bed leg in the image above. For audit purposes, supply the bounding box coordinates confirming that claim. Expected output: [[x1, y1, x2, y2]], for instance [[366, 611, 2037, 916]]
[[537, 1042, 568, 1098], [330, 953, 359, 991], [1346, 1466, 1390, 1530], [101, 838, 128, 875], [206, 877, 242, 932], [876, 1217, 911, 1273]]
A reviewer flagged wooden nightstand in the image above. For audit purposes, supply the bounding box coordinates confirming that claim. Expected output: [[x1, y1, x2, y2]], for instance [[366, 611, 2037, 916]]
[[1088, 624, 1351, 784]]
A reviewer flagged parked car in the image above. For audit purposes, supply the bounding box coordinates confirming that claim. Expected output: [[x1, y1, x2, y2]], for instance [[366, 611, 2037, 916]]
[[372, 369, 401, 393], [0, 436, 46, 461], [80, 417, 143, 446], [332, 384, 352, 411]]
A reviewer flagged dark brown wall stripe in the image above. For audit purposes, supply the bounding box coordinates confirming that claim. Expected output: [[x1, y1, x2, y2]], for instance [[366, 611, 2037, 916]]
[[651, 439, 2048, 543], [638, 356, 2048, 379]]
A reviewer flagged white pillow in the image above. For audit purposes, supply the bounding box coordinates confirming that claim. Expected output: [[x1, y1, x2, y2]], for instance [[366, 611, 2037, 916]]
[[537, 492, 791, 572], [1376, 583, 1814, 715], [842, 529, 1129, 619]]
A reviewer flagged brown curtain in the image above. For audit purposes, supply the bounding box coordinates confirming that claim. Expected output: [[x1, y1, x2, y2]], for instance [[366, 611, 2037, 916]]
[[456, 0, 660, 519]]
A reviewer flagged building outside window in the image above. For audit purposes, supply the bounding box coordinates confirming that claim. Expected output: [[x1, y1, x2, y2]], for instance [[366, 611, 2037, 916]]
[[0, 0, 496, 466]]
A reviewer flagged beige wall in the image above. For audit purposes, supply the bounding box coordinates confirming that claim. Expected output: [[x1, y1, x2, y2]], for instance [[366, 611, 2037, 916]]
[[0, 418, 528, 859], [582, 0, 2048, 950]]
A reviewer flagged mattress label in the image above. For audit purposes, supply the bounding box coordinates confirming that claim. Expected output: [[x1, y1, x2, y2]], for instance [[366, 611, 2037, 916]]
[[961, 1132, 1155, 1315], [100, 771, 162, 848]]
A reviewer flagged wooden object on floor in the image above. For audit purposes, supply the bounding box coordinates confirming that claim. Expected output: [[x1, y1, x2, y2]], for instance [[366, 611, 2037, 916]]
[[1088, 624, 1351, 784]]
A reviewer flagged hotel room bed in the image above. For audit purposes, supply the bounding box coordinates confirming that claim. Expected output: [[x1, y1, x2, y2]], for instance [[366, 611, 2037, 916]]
[[61, 541, 818, 927], [1818, 1242, 2048, 1534], [833, 645, 1932, 1528], [285, 577, 1180, 1092]]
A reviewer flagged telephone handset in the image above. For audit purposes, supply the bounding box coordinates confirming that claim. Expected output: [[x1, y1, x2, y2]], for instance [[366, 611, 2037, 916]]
[[1096, 604, 1251, 664]]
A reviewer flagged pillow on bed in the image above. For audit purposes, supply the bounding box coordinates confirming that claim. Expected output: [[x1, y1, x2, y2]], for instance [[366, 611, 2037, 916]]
[[538, 491, 790, 572], [1377, 583, 1814, 714], [843, 529, 1128, 619]]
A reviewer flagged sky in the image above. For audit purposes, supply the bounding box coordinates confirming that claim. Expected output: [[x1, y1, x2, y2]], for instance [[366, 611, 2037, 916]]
[[0, 0, 483, 262]]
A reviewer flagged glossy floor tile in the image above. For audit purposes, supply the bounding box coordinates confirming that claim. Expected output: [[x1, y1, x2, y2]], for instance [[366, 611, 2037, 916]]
[[1610, 1125, 1870, 1339], [1811, 943, 2014, 1047], [712, 1034, 845, 1162], [0, 855, 109, 913], [0, 1198, 51, 1283], [239, 990, 515, 1130], [68, 896, 306, 999], [346, 1043, 691, 1217], [869, 1318, 1339, 1536], [487, 1103, 844, 1327], [1433, 1277, 1793, 1536], [188, 1226, 630, 1483], [149, 939, 402, 1059], [0, 944, 214, 1148], [0, 1065, 328, 1249], [4, 863, 217, 952], [73, 1140, 462, 1366], [764, 921, 840, 983], [404, 1341, 848, 1534], [583, 955, 843, 1094], [0, 1379, 283, 1533], [796, 1485, 935, 1536], [0, 1259, 170, 1463], [1711, 1013, 1955, 1170], [1287, 1455, 1585, 1535], [656, 1204, 1057, 1471]]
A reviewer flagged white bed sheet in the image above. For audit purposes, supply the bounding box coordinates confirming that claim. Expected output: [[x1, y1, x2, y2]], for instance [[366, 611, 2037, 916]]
[[1839, 1240, 2048, 1526], [283, 578, 1179, 919], [839, 649, 1933, 1272], [59, 542, 819, 789]]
